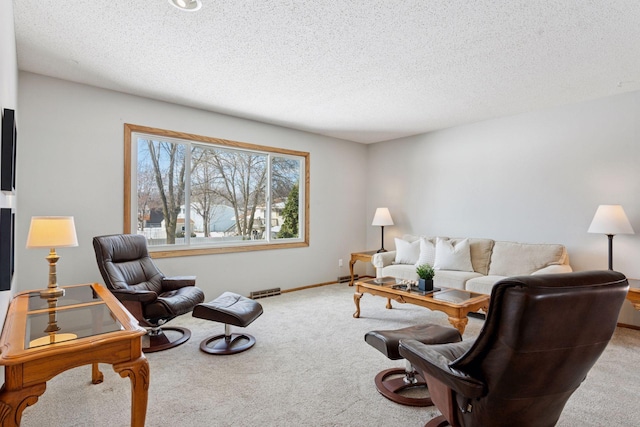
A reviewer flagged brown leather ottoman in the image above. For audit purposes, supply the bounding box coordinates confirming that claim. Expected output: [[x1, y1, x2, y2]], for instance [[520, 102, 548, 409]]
[[192, 292, 263, 355], [365, 324, 462, 406]]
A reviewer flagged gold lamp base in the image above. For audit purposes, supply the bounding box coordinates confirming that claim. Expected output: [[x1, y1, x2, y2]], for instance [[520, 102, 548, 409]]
[[39, 287, 65, 299], [38, 248, 65, 299]]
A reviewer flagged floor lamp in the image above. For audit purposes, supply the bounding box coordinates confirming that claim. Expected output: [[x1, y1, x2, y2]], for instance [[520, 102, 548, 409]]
[[588, 205, 634, 270], [372, 208, 394, 253]]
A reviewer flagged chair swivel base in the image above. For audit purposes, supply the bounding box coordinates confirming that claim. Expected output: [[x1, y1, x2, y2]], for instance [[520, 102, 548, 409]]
[[374, 367, 433, 407], [200, 332, 256, 355], [145, 326, 191, 353]]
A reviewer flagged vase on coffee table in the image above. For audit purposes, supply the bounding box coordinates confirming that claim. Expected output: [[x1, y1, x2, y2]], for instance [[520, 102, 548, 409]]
[[418, 278, 433, 292]]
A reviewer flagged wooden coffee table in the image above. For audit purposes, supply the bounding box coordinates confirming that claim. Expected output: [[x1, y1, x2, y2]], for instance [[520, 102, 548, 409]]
[[353, 277, 490, 334]]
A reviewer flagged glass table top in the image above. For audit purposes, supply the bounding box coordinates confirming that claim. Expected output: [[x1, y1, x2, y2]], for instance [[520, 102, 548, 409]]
[[359, 277, 484, 302], [24, 284, 123, 349], [27, 284, 103, 311], [432, 289, 482, 303]]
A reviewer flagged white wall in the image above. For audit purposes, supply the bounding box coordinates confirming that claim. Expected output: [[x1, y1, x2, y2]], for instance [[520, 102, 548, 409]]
[[367, 90, 640, 325], [0, 0, 18, 326], [16, 72, 369, 300]]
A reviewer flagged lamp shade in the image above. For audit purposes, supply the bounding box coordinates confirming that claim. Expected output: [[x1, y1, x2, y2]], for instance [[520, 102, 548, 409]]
[[588, 205, 634, 235], [26, 216, 79, 248], [372, 208, 394, 226]]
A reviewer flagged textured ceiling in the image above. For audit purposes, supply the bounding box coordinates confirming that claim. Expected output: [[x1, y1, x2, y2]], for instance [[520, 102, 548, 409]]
[[12, 1, 640, 143]]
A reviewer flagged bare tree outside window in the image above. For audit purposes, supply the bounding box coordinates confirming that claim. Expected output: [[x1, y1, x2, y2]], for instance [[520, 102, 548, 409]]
[[208, 149, 267, 239], [137, 160, 162, 231], [191, 146, 222, 238], [137, 139, 186, 245]]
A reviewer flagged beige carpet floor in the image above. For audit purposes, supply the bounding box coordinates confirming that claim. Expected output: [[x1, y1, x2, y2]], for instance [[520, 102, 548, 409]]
[[20, 283, 640, 427]]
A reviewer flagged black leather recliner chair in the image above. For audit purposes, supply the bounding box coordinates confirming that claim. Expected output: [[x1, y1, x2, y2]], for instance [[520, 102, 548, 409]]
[[399, 270, 629, 427], [93, 234, 205, 352]]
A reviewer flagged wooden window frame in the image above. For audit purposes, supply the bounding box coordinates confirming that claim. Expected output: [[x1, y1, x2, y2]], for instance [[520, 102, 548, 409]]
[[124, 123, 310, 258]]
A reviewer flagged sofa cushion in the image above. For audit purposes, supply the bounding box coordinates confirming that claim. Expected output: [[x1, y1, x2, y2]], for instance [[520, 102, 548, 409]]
[[434, 238, 474, 272], [394, 238, 421, 265], [382, 264, 419, 281], [415, 237, 437, 267], [488, 241, 567, 276], [434, 270, 483, 290], [465, 275, 507, 295], [449, 237, 494, 275]]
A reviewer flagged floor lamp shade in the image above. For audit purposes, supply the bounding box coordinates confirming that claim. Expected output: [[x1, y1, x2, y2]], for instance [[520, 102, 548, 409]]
[[372, 208, 394, 253], [588, 205, 634, 270]]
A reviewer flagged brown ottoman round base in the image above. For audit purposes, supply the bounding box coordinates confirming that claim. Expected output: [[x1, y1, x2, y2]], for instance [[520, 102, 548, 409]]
[[365, 324, 462, 406], [200, 332, 257, 355], [374, 367, 431, 406]]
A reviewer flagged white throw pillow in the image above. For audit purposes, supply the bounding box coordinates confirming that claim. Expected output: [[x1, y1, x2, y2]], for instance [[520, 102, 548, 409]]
[[394, 238, 420, 265], [434, 238, 474, 272], [415, 237, 436, 267]]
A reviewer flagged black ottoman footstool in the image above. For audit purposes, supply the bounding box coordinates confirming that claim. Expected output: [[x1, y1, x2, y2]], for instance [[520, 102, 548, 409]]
[[192, 292, 263, 355], [365, 324, 462, 406]]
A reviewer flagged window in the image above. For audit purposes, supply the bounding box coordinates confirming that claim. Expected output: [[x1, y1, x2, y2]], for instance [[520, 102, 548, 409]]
[[124, 124, 309, 257]]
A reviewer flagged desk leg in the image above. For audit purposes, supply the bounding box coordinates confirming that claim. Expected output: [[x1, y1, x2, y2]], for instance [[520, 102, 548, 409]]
[[353, 292, 363, 318], [349, 256, 357, 286], [114, 355, 150, 427], [0, 382, 46, 427], [92, 363, 104, 384]]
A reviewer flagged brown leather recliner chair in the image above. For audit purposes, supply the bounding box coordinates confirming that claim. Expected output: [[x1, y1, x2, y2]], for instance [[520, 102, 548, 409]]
[[399, 270, 629, 427], [93, 234, 205, 352]]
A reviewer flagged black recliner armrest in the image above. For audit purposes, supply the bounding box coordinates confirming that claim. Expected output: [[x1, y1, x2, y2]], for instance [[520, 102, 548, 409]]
[[110, 288, 158, 303], [399, 339, 486, 399], [162, 276, 197, 290]]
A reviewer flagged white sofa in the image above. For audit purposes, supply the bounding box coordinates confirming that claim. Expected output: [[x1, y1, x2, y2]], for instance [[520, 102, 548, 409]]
[[371, 235, 572, 295]]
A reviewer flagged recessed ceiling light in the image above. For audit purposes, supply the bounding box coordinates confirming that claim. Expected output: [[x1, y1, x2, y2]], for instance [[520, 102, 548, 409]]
[[168, 0, 202, 12]]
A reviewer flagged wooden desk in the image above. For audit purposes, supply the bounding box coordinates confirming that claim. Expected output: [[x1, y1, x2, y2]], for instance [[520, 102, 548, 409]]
[[0, 283, 148, 426], [349, 250, 377, 286]]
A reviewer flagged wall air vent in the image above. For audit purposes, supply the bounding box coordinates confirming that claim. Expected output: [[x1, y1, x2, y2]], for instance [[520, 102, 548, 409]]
[[250, 287, 281, 299]]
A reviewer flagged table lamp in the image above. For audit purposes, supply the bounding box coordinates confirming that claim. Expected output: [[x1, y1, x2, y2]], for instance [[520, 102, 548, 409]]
[[588, 205, 634, 270], [26, 216, 78, 298], [372, 207, 394, 253]]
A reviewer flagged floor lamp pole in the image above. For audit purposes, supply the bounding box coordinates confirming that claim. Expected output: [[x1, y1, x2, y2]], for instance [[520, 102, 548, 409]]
[[607, 234, 614, 271], [377, 226, 386, 253]]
